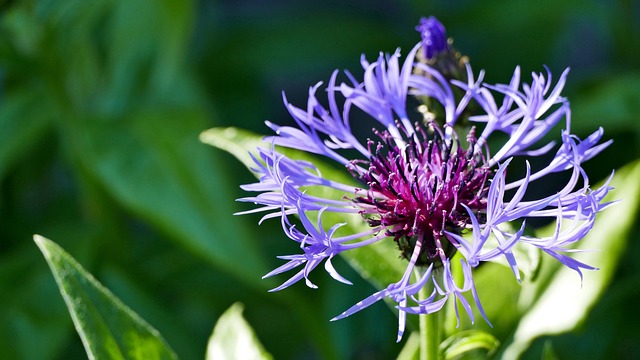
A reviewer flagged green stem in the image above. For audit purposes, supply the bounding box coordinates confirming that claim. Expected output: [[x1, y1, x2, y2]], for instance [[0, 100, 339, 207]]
[[417, 269, 441, 360], [425, 307, 440, 359], [419, 304, 428, 360]]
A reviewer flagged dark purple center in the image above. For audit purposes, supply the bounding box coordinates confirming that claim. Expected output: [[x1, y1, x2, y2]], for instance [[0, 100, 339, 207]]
[[349, 125, 492, 267]]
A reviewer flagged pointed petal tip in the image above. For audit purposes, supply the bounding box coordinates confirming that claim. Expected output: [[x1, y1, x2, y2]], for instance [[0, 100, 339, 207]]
[[395, 332, 404, 343]]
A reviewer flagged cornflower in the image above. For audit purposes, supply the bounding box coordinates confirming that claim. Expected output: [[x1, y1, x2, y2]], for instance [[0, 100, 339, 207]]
[[238, 17, 613, 341]]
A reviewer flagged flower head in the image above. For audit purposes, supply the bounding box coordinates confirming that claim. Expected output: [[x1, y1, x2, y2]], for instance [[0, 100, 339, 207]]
[[239, 17, 613, 341]]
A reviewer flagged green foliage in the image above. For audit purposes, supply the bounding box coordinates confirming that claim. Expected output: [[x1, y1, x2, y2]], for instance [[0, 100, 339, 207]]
[[0, 0, 268, 285], [34, 235, 178, 360], [0, 0, 639, 359]]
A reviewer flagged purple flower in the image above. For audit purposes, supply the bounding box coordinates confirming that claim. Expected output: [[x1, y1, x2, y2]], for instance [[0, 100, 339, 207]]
[[239, 19, 613, 341], [416, 16, 449, 59]]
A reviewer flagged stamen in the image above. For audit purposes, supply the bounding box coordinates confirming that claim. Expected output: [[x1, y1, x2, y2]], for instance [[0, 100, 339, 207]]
[[350, 122, 493, 267]]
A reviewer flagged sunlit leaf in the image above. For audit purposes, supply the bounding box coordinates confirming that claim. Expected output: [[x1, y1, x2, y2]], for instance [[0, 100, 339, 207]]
[[502, 160, 640, 358], [206, 303, 272, 360], [34, 235, 178, 360]]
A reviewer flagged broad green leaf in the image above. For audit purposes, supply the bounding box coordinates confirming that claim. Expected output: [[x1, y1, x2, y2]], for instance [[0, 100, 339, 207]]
[[200, 127, 407, 289], [199, 127, 267, 177], [440, 330, 500, 360], [199, 127, 360, 188], [206, 303, 272, 360], [502, 160, 640, 358], [34, 235, 178, 360]]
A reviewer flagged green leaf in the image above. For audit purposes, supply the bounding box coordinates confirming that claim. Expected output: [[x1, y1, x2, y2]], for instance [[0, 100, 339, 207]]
[[200, 127, 407, 289], [199, 127, 268, 176], [34, 235, 178, 360], [206, 303, 273, 360], [502, 159, 640, 358], [199, 126, 359, 186], [440, 330, 500, 360]]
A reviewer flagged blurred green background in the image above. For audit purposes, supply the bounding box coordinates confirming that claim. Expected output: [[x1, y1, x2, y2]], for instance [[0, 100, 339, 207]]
[[0, 0, 639, 359]]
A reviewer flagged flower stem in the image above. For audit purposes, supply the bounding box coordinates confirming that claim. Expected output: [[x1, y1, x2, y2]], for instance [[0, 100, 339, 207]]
[[423, 306, 440, 359], [417, 269, 440, 360]]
